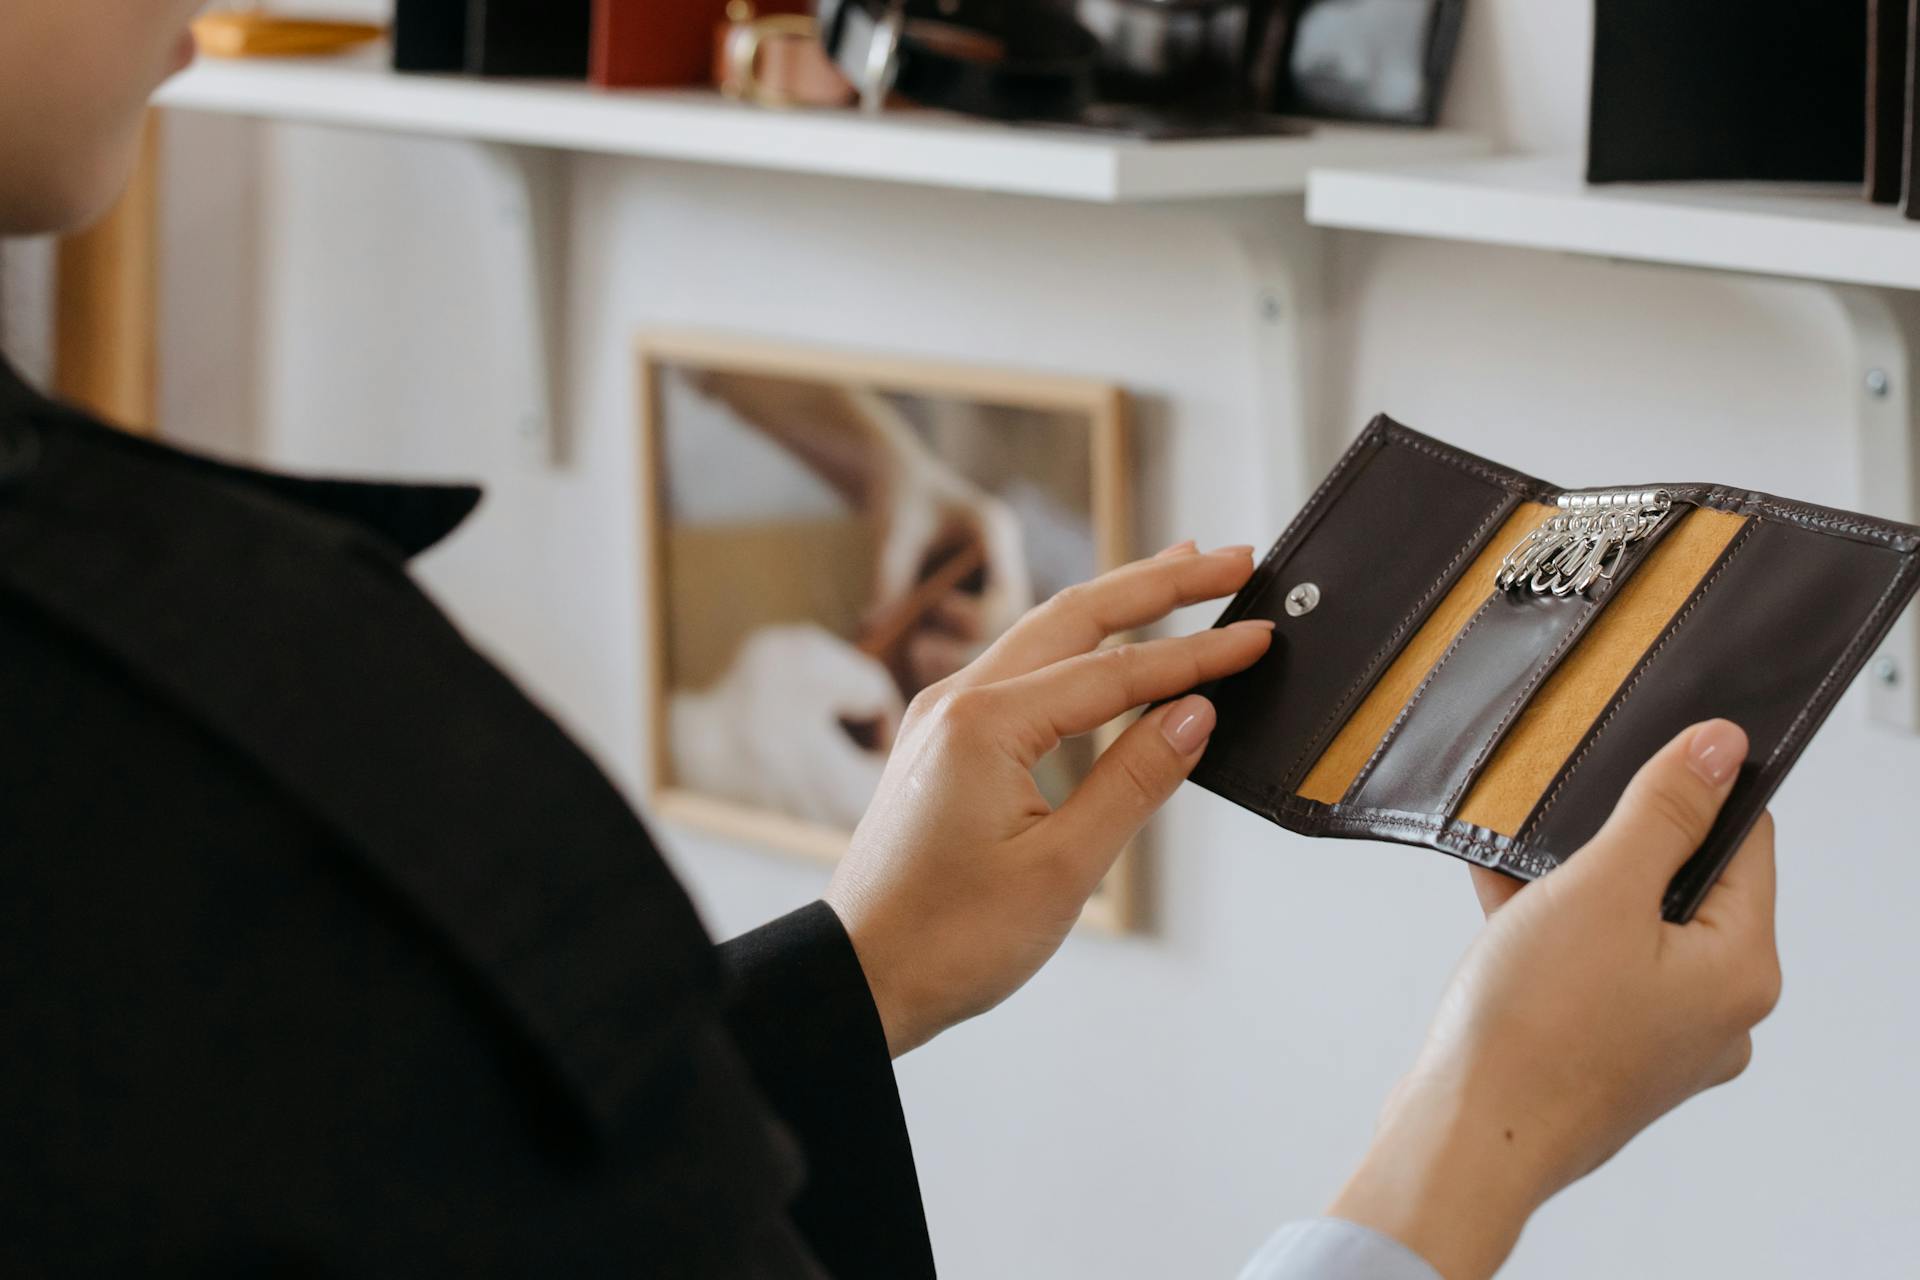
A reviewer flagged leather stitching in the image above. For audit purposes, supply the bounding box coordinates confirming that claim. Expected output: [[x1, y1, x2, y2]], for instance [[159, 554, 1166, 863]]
[[1765, 550, 1920, 769], [1279, 493, 1516, 794], [1195, 761, 1531, 862], [1662, 484, 1917, 549], [1518, 523, 1758, 842], [1238, 419, 1387, 601], [1433, 500, 1694, 816], [1376, 425, 1556, 497]]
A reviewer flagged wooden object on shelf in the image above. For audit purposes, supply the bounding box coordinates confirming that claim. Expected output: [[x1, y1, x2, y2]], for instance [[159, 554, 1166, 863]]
[[191, 12, 386, 59], [55, 115, 161, 435]]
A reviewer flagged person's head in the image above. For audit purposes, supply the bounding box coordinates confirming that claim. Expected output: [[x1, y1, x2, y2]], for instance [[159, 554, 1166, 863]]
[[0, 1, 205, 235]]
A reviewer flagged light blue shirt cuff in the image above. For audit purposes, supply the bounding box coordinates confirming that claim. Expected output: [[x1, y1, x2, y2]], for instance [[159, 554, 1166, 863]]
[[1238, 1218, 1443, 1280]]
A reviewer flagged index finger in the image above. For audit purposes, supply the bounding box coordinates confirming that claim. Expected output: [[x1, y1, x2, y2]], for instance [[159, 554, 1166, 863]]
[[957, 546, 1257, 687]]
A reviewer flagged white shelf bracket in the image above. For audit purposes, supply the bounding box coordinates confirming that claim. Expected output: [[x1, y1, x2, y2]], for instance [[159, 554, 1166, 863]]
[[1833, 285, 1920, 734], [476, 142, 568, 468], [1165, 196, 1332, 531]]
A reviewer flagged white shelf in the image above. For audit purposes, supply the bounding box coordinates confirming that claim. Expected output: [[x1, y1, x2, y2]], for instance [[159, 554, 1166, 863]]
[[1307, 154, 1920, 292], [155, 49, 1485, 205]]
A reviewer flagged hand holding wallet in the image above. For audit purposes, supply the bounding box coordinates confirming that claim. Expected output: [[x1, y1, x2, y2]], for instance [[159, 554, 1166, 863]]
[[1187, 418, 1920, 920]]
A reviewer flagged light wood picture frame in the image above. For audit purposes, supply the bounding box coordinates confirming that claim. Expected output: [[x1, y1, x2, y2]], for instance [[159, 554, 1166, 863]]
[[636, 332, 1138, 931]]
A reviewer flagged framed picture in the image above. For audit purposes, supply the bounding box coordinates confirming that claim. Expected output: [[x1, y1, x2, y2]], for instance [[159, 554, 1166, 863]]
[[637, 333, 1138, 930]]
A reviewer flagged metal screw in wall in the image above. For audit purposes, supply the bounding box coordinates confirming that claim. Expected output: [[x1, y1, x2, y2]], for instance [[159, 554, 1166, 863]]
[[1866, 368, 1891, 398], [1874, 655, 1901, 687]]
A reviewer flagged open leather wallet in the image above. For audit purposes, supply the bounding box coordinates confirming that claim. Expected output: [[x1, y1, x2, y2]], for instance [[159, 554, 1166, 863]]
[[1187, 418, 1920, 921]]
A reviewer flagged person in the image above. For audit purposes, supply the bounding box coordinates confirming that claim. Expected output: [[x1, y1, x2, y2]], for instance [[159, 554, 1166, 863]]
[[0, 4, 1780, 1277]]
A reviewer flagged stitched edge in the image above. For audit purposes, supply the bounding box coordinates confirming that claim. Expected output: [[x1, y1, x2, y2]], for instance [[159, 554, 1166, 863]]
[[1189, 761, 1527, 861], [1237, 419, 1390, 602], [1193, 463, 1920, 874], [1377, 424, 1557, 498], [1279, 494, 1517, 795], [1204, 420, 1920, 825], [1341, 591, 1500, 805], [1659, 549, 1920, 918], [1517, 522, 1759, 841], [1766, 549, 1920, 770], [1663, 483, 1919, 550], [1182, 419, 1391, 718]]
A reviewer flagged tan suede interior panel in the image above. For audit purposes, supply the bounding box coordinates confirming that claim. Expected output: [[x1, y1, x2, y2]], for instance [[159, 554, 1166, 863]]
[[1454, 507, 1750, 836], [1296, 502, 1557, 805]]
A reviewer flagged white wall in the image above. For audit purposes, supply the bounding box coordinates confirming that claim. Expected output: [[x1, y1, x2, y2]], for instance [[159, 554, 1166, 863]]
[[156, 3, 1920, 1277]]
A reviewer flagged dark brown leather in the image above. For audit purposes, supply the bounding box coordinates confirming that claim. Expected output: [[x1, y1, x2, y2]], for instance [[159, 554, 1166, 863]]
[[1524, 518, 1920, 917], [1193, 423, 1543, 800], [1350, 591, 1599, 815], [1347, 509, 1681, 817], [1188, 417, 1920, 921]]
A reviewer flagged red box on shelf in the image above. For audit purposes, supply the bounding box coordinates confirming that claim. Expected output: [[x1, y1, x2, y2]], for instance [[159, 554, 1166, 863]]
[[593, 0, 807, 90]]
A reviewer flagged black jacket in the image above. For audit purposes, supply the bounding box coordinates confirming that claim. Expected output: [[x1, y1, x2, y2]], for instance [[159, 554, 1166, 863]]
[[0, 356, 934, 1277]]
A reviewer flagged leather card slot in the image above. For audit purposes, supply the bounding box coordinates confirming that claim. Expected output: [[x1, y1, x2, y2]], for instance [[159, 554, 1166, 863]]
[[1454, 507, 1749, 836], [1339, 497, 1694, 820], [1191, 430, 1526, 803], [1297, 501, 1556, 804], [1518, 520, 1916, 917]]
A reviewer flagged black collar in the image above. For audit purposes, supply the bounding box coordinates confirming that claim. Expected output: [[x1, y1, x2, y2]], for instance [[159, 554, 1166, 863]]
[[0, 353, 481, 560]]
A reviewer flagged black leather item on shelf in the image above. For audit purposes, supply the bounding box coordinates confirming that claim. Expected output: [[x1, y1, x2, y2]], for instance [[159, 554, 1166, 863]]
[[1588, 0, 1868, 184], [1184, 418, 1920, 923], [467, 0, 592, 77], [1868, 0, 1909, 203], [815, 0, 1100, 121], [1278, 0, 1466, 126], [393, 0, 469, 72]]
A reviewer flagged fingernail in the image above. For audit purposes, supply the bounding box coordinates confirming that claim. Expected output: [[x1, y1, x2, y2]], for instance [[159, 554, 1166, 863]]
[[1209, 545, 1255, 560], [1155, 539, 1199, 558], [1228, 619, 1277, 633], [1687, 721, 1748, 787], [1161, 696, 1216, 755]]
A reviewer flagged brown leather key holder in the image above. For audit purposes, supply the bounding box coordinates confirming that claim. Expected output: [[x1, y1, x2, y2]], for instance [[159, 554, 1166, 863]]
[[1186, 417, 1920, 921]]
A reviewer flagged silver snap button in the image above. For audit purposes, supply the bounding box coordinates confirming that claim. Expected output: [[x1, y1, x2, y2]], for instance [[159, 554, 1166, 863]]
[[1284, 582, 1321, 617]]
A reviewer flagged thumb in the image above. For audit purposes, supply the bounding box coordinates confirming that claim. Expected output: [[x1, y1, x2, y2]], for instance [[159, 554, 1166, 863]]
[[1573, 719, 1749, 896], [1048, 695, 1215, 885]]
